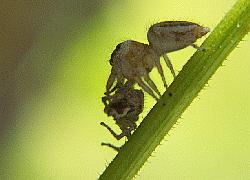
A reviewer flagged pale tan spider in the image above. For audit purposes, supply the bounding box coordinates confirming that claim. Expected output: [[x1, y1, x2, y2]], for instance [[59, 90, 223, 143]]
[[101, 82, 144, 151], [105, 21, 210, 100]]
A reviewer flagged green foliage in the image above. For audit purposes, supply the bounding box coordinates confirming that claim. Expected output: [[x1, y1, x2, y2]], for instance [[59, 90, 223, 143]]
[[99, 0, 250, 179]]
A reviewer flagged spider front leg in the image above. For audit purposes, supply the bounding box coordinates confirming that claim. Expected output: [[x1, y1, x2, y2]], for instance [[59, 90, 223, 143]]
[[105, 68, 126, 95], [100, 122, 127, 140], [105, 68, 117, 95]]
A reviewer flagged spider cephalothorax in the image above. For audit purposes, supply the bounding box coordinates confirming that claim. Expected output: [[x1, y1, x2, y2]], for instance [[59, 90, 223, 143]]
[[101, 83, 144, 151], [105, 21, 209, 100], [106, 40, 163, 100]]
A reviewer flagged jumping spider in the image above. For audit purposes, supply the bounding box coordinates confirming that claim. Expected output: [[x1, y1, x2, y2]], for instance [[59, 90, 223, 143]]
[[101, 83, 144, 151], [106, 21, 210, 100]]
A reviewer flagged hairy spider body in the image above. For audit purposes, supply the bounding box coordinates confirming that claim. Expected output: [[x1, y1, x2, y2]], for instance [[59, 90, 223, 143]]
[[105, 21, 209, 100]]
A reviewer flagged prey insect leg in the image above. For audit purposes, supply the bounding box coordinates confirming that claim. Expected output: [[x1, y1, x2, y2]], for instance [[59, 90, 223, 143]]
[[101, 142, 120, 151], [100, 122, 126, 140]]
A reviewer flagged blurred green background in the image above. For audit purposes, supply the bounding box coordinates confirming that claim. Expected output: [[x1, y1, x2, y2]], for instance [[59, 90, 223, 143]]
[[0, 0, 249, 179]]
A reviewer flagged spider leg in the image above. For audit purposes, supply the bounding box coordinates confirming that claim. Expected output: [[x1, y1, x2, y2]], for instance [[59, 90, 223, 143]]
[[163, 54, 176, 78], [108, 77, 126, 95], [101, 142, 120, 151], [106, 68, 117, 95], [154, 57, 173, 97], [100, 122, 126, 140], [154, 56, 169, 89], [134, 77, 159, 100], [143, 74, 161, 97]]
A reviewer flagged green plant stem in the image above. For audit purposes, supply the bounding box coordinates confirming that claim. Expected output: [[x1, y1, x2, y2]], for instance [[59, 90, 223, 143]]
[[99, 0, 250, 179]]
